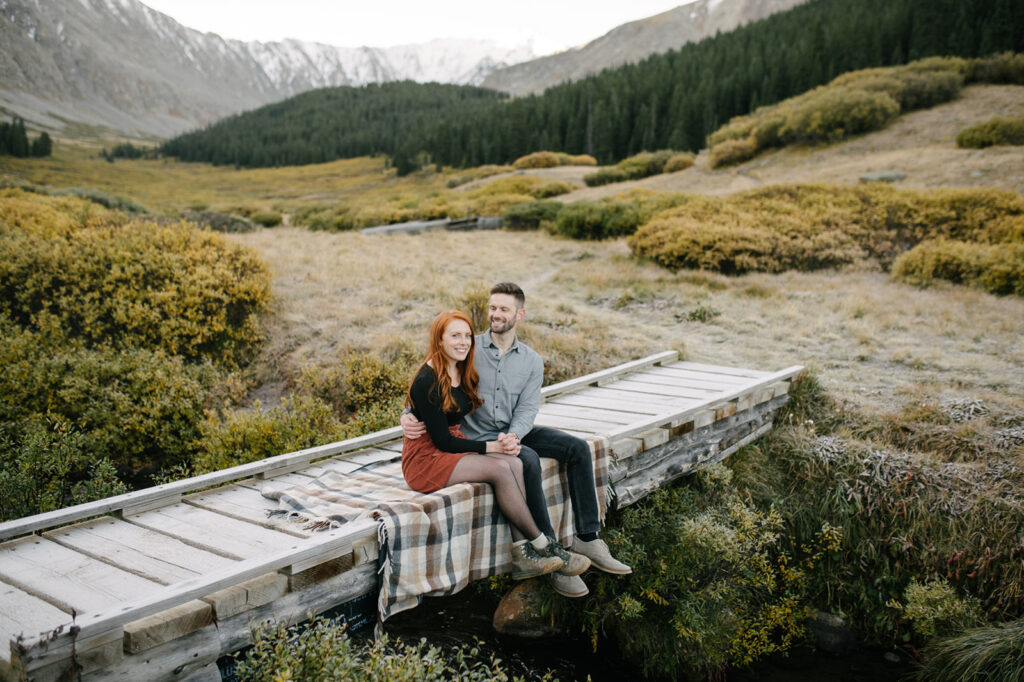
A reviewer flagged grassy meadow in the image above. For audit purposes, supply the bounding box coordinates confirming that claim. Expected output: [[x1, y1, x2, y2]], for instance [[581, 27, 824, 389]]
[[3, 76, 1024, 678]]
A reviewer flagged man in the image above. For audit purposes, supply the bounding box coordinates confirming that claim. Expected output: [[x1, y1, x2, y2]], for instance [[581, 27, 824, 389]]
[[402, 282, 631, 597]]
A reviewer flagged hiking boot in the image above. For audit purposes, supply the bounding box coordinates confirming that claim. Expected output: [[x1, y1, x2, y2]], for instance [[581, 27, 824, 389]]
[[572, 537, 632, 575], [542, 539, 591, 576], [509, 541, 563, 580], [549, 572, 589, 598]]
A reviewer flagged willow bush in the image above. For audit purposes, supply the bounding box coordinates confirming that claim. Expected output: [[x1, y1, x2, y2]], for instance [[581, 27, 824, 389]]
[[628, 184, 1024, 293], [583, 150, 685, 187], [956, 117, 1024, 148], [552, 466, 829, 680], [0, 189, 272, 366], [729, 374, 1024, 641], [707, 54, 1023, 168]]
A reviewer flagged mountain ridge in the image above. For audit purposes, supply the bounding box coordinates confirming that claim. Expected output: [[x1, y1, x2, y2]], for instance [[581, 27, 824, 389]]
[[0, 0, 532, 138]]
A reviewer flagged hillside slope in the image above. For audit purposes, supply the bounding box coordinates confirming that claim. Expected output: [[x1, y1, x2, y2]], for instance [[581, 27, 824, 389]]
[[505, 84, 1024, 200], [481, 0, 807, 95]]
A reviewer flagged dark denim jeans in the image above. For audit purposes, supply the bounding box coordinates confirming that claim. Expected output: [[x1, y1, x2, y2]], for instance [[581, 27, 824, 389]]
[[519, 426, 600, 538]]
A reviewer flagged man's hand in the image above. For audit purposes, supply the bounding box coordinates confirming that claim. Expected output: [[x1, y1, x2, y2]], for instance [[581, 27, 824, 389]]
[[497, 432, 521, 456], [400, 411, 426, 439]]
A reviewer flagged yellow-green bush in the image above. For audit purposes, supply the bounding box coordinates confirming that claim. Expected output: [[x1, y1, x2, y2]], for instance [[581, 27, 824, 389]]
[[629, 184, 1024, 279], [891, 239, 1024, 296], [512, 151, 561, 169], [584, 150, 681, 187], [964, 51, 1024, 85], [902, 579, 984, 638], [0, 321, 212, 476], [236, 617, 520, 681], [191, 396, 346, 474], [512, 150, 597, 168], [708, 136, 759, 168], [0, 419, 128, 522], [956, 117, 1024, 148], [561, 153, 598, 166], [501, 200, 563, 230], [251, 211, 283, 227], [0, 189, 271, 367], [555, 476, 816, 679], [663, 152, 696, 173], [707, 56, 975, 166]]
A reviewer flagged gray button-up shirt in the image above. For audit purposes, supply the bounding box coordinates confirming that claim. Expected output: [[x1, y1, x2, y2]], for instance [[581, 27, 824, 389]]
[[462, 331, 544, 441]]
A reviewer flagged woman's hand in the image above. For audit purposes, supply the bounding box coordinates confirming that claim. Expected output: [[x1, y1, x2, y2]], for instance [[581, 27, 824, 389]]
[[497, 432, 521, 456]]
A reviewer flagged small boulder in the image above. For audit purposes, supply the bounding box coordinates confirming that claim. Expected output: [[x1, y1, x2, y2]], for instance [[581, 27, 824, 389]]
[[492, 579, 560, 638], [808, 610, 858, 655]]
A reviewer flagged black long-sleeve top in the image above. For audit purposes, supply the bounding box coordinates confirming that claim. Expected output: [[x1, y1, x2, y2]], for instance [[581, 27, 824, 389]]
[[409, 365, 487, 454]]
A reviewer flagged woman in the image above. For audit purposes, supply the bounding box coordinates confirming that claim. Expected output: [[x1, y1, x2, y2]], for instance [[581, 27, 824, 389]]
[[402, 310, 563, 580]]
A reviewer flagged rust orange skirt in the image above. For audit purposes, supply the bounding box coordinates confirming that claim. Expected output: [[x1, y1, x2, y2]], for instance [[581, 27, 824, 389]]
[[401, 424, 474, 493]]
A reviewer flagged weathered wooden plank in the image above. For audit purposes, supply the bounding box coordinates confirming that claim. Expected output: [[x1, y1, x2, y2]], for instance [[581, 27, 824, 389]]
[[533, 413, 618, 434], [666, 361, 771, 379], [0, 536, 160, 615], [539, 403, 637, 425], [183, 484, 315, 537], [29, 520, 376, 650], [0, 581, 71, 671], [538, 350, 679, 400], [570, 386, 700, 410], [43, 517, 235, 585], [623, 370, 736, 393], [79, 562, 378, 682], [649, 365, 755, 385], [549, 392, 665, 415], [245, 472, 314, 488], [203, 572, 288, 620], [607, 379, 722, 400], [0, 426, 403, 542], [346, 448, 401, 465], [123, 600, 214, 654], [18, 630, 123, 682], [605, 367, 803, 443], [125, 504, 305, 560]]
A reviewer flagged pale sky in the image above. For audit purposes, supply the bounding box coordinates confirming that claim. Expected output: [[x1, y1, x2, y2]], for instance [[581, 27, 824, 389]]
[[140, 0, 696, 55]]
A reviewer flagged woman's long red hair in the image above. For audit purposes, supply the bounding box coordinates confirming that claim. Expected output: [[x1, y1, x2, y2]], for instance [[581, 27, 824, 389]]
[[408, 310, 483, 413]]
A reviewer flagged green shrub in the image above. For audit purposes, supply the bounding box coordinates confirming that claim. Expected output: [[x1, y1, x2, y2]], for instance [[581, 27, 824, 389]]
[[582, 166, 630, 187], [0, 190, 272, 366], [502, 200, 563, 230], [956, 117, 1024, 148], [552, 200, 645, 240], [512, 151, 560, 169], [0, 322, 211, 476], [251, 211, 283, 227], [707, 56, 973, 164], [236, 616, 523, 682], [729, 374, 1024, 640], [965, 52, 1024, 85], [531, 180, 575, 198], [50, 186, 148, 214], [0, 420, 128, 522], [892, 239, 1024, 296], [629, 184, 1024, 281], [182, 209, 257, 233], [192, 396, 346, 474], [902, 579, 985, 638], [663, 152, 696, 173], [555, 478, 817, 680], [563, 153, 598, 166], [708, 136, 759, 168], [343, 351, 413, 412], [914, 618, 1024, 682], [583, 150, 680, 186]]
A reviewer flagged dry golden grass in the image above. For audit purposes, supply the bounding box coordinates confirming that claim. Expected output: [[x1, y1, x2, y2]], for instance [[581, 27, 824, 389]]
[[228, 227, 1024, 421]]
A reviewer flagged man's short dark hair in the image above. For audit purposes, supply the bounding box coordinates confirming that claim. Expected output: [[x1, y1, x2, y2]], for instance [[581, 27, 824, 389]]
[[490, 282, 525, 308]]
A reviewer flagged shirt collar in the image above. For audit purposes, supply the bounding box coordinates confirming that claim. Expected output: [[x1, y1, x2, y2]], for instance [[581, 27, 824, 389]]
[[481, 330, 520, 353]]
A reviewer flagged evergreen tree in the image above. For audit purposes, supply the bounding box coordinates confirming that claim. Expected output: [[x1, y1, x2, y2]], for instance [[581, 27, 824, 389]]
[[30, 132, 52, 157]]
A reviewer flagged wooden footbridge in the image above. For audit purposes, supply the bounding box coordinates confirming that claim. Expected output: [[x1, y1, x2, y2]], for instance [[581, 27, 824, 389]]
[[0, 351, 802, 682]]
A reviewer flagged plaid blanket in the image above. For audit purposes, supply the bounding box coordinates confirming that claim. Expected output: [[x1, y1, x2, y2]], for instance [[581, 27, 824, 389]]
[[261, 436, 611, 621]]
